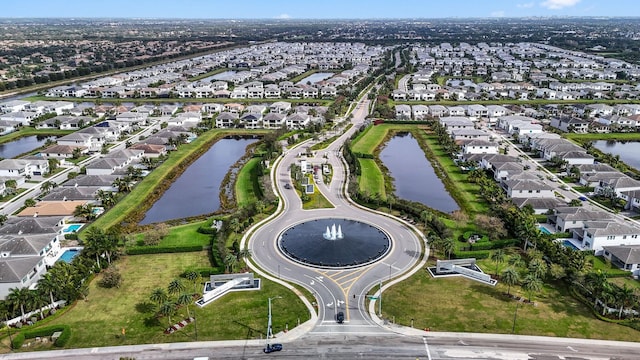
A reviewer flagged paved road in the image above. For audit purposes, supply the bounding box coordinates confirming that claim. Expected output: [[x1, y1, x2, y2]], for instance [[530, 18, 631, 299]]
[[247, 96, 425, 333], [5, 332, 640, 359]]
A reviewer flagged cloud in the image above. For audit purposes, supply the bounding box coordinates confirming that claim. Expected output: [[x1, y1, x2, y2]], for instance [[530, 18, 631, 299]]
[[517, 2, 535, 8], [490, 10, 506, 17], [540, 0, 581, 10], [275, 13, 291, 19]]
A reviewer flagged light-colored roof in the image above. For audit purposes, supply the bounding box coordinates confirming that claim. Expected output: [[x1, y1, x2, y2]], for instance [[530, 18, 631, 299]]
[[18, 200, 88, 217]]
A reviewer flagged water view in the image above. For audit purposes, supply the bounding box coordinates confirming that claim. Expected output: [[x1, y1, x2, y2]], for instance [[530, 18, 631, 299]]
[[0, 135, 56, 159], [199, 71, 237, 82], [379, 132, 459, 213], [295, 72, 333, 85], [139, 137, 258, 224], [593, 140, 640, 170]]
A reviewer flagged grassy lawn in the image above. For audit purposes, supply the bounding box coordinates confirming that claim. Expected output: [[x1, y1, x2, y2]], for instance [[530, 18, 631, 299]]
[[302, 182, 334, 210], [565, 132, 640, 142], [350, 124, 389, 154], [235, 157, 262, 208], [45, 252, 310, 348], [150, 221, 212, 248], [357, 158, 386, 199], [383, 270, 640, 341], [416, 129, 488, 215], [0, 127, 74, 145]]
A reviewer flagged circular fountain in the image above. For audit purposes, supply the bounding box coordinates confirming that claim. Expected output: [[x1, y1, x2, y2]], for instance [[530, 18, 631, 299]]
[[278, 218, 391, 269]]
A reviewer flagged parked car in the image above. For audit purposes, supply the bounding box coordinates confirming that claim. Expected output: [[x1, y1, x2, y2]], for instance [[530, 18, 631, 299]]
[[337, 311, 345, 324], [264, 343, 283, 353]]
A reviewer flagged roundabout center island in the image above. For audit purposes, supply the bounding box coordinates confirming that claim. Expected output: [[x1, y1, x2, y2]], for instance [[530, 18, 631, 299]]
[[278, 218, 391, 269]]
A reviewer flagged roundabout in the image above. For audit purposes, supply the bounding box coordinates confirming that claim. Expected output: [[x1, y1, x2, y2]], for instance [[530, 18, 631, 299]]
[[278, 218, 392, 269]]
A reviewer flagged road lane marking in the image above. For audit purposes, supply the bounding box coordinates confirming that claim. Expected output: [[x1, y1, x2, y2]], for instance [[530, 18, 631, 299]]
[[423, 337, 432, 360]]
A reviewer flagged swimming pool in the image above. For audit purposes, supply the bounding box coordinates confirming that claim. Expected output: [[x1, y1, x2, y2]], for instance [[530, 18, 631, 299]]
[[63, 224, 83, 233], [58, 248, 81, 263], [562, 240, 580, 250], [539, 226, 552, 235]]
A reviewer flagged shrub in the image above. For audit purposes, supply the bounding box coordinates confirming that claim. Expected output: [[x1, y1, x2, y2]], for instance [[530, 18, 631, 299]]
[[11, 331, 25, 349], [452, 250, 491, 259], [99, 266, 123, 288], [12, 325, 71, 349], [64, 233, 78, 240], [125, 245, 203, 255]]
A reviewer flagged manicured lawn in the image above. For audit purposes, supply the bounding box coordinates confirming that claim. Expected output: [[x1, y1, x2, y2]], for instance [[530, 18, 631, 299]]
[[235, 157, 262, 208], [351, 124, 388, 154], [565, 132, 640, 141], [383, 270, 640, 341], [302, 180, 334, 210], [357, 158, 386, 199], [156, 221, 212, 247], [45, 252, 310, 348]]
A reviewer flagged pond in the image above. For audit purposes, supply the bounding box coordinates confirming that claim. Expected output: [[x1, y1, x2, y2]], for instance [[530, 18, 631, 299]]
[[0, 135, 56, 159], [379, 132, 459, 213], [295, 72, 334, 85], [139, 136, 258, 225], [592, 140, 640, 170], [198, 71, 237, 83]]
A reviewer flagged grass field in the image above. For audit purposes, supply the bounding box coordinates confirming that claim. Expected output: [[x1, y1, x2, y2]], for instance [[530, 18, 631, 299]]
[[44, 252, 310, 348], [383, 269, 640, 341], [143, 221, 212, 248], [565, 132, 640, 141], [235, 157, 262, 208], [350, 124, 390, 155], [357, 158, 386, 199]]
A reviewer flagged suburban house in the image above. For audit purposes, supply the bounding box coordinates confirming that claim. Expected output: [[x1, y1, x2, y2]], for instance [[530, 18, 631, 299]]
[[127, 143, 167, 158], [550, 116, 590, 133], [41, 186, 102, 201], [286, 113, 310, 129], [262, 113, 286, 129], [596, 175, 640, 199], [580, 221, 640, 254], [547, 207, 614, 233], [602, 245, 640, 277], [39, 144, 88, 160], [240, 113, 264, 129], [0, 159, 49, 177], [461, 139, 499, 155], [450, 129, 491, 142], [395, 105, 412, 120], [57, 132, 96, 151], [440, 116, 475, 132], [502, 179, 555, 199]]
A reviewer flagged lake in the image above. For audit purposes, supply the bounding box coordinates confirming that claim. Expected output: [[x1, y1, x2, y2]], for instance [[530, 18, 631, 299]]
[[295, 72, 333, 85], [139, 137, 258, 224], [198, 71, 237, 83], [0, 135, 56, 159], [379, 132, 459, 213], [593, 140, 640, 170]]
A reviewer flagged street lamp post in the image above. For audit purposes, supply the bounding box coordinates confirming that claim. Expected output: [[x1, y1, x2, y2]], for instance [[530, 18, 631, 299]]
[[512, 301, 520, 334], [266, 296, 282, 347], [378, 280, 382, 318]]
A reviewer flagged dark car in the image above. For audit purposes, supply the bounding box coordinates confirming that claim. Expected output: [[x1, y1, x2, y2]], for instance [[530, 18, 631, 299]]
[[284, 183, 291, 189], [336, 311, 344, 324], [264, 343, 283, 353], [578, 196, 588, 201]]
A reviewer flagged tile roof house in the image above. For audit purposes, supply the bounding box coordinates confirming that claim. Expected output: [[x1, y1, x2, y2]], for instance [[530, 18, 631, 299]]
[[602, 245, 640, 277]]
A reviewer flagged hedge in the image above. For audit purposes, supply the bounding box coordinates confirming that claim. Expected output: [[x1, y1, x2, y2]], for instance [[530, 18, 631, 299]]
[[12, 324, 71, 349], [452, 250, 491, 259], [125, 245, 204, 255], [181, 267, 224, 278], [466, 239, 519, 251]]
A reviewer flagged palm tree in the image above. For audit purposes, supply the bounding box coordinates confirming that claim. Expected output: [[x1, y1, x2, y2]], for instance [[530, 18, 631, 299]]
[[36, 273, 58, 309], [584, 271, 609, 310], [112, 177, 132, 193], [615, 284, 635, 319], [31, 292, 49, 320], [528, 258, 547, 279], [73, 203, 95, 221], [0, 214, 7, 226], [6, 287, 33, 322], [176, 293, 192, 319], [159, 301, 176, 327], [167, 279, 185, 297], [150, 288, 168, 305], [440, 237, 455, 260], [185, 271, 202, 294], [508, 253, 525, 268], [224, 253, 239, 273], [236, 248, 252, 261], [501, 267, 520, 296], [40, 180, 57, 194], [522, 274, 543, 302], [491, 249, 506, 276]]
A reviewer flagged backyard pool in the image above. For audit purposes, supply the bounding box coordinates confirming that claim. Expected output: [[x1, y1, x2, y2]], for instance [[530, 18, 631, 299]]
[[562, 240, 580, 250], [58, 248, 81, 263], [62, 224, 83, 233], [538, 226, 552, 235]]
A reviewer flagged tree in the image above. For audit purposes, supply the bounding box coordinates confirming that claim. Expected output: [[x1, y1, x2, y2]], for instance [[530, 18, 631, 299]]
[[112, 177, 132, 193], [522, 274, 543, 302], [40, 180, 57, 194], [72, 147, 82, 159], [158, 301, 176, 327], [491, 249, 506, 276], [527, 258, 547, 279], [167, 279, 185, 297], [185, 271, 202, 294], [36, 272, 58, 309], [24, 198, 36, 207], [224, 253, 239, 273], [584, 271, 609, 310], [176, 293, 192, 319], [73, 203, 95, 221], [150, 288, 169, 305], [0, 214, 7, 226], [615, 284, 635, 319], [501, 267, 520, 296], [7, 287, 33, 321]]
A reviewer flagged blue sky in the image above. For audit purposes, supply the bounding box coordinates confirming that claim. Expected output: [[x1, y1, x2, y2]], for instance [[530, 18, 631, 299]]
[[1, 0, 637, 19]]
